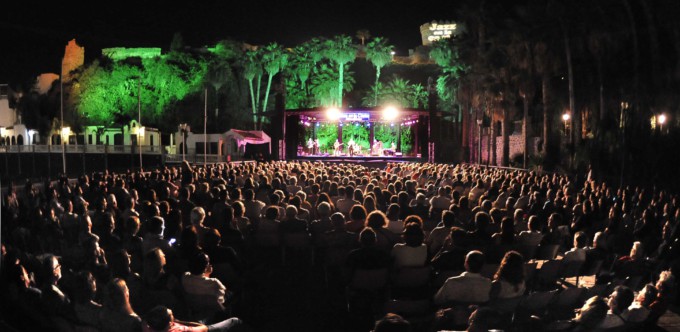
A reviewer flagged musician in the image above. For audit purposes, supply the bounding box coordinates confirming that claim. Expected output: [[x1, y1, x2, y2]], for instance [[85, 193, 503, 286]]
[[348, 139, 356, 156], [307, 138, 314, 155], [314, 138, 320, 155], [334, 139, 342, 156]]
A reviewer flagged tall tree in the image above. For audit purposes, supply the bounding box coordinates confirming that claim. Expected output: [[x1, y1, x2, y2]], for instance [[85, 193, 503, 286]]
[[324, 35, 357, 106], [260, 43, 288, 129], [356, 29, 371, 46], [243, 49, 262, 129], [365, 37, 394, 106]]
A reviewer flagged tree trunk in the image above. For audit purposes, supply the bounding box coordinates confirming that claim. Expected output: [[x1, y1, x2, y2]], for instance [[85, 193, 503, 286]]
[[564, 27, 578, 146], [502, 108, 510, 167], [261, 74, 274, 130], [248, 80, 257, 130], [523, 95, 529, 168], [338, 64, 344, 107], [374, 68, 381, 106], [542, 75, 550, 156]]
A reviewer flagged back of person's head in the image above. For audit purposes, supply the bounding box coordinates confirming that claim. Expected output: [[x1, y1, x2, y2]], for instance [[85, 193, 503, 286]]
[[243, 189, 254, 200], [145, 305, 173, 331], [265, 206, 279, 220], [373, 313, 411, 332], [402, 222, 424, 247], [610, 286, 635, 314], [317, 202, 331, 218], [657, 270, 675, 296], [495, 251, 525, 286], [403, 215, 423, 227], [474, 212, 490, 231], [528, 215, 540, 231], [630, 241, 644, 260], [188, 252, 210, 275], [464, 250, 485, 274], [359, 227, 377, 247], [366, 210, 388, 229], [146, 216, 165, 235], [450, 227, 467, 246], [575, 296, 608, 329], [285, 205, 298, 219], [190, 206, 206, 226], [387, 203, 400, 217], [442, 210, 456, 227], [593, 231, 605, 248], [350, 204, 367, 221], [106, 278, 132, 314], [574, 231, 587, 249], [331, 212, 346, 229]]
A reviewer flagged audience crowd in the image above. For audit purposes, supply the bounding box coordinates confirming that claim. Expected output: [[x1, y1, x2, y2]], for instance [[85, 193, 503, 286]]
[[1, 160, 679, 331]]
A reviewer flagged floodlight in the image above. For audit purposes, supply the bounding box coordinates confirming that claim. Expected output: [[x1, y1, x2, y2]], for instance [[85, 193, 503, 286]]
[[383, 106, 399, 121], [562, 113, 571, 121], [326, 107, 342, 121], [658, 114, 667, 125]]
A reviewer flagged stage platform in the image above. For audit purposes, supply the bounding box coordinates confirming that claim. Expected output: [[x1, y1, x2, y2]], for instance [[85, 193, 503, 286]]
[[293, 154, 423, 164]]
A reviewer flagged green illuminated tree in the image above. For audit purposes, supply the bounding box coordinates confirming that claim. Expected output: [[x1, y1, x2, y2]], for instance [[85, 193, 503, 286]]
[[260, 43, 288, 129], [243, 49, 262, 128], [365, 37, 393, 106], [308, 63, 355, 107], [324, 35, 356, 106]]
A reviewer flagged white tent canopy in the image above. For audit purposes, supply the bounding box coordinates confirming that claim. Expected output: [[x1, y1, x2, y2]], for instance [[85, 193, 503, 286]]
[[224, 129, 271, 154]]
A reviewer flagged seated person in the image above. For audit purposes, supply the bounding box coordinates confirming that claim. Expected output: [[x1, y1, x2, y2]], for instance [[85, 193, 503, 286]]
[[516, 216, 544, 247], [624, 284, 657, 323], [599, 286, 635, 329], [346, 228, 391, 274], [563, 231, 588, 262], [144, 305, 245, 332], [434, 250, 491, 305], [181, 252, 227, 314], [431, 227, 468, 273]]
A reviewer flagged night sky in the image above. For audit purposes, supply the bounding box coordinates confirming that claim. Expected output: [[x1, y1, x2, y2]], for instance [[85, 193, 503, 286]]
[[1, 0, 458, 85]]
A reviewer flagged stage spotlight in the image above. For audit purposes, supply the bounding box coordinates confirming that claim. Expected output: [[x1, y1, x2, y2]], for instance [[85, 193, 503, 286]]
[[340, 122, 344, 127], [383, 106, 399, 121], [326, 107, 342, 121], [316, 123, 320, 127]]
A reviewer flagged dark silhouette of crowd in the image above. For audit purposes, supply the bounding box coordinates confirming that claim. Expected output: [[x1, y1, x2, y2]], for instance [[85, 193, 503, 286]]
[[1, 160, 679, 331]]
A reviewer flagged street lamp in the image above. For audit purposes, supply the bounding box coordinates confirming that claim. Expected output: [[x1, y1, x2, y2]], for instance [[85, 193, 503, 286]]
[[562, 113, 571, 138], [658, 114, 667, 133]]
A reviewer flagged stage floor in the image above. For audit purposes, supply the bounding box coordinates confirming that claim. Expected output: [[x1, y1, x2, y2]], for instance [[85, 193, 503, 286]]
[[293, 154, 423, 163]]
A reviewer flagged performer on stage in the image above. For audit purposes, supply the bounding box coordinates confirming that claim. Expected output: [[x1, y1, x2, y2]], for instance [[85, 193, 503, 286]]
[[348, 138, 356, 156], [334, 139, 342, 156], [306, 138, 314, 155], [314, 138, 320, 155]]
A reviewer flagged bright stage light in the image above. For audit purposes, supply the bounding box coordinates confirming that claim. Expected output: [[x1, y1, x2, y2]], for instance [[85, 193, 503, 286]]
[[659, 114, 667, 125], [383, 106, 399, 121], [562, 113, 571, 122], [326, 107, 342, 121]]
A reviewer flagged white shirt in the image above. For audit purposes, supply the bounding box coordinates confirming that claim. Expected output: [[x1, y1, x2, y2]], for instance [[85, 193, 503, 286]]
[[182, 273, 226, 306], [391, 243, 428, 268], [434, 272, 492, 305], [563, 247, 587, 262]]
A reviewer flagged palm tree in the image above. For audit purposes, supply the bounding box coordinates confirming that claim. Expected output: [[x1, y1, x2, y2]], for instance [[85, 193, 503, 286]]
[[243, 49, 262, 129], [356, 29, 371, 46], [324, 35, 357, 106], [260, 43, 288, 129], [365, 37, 393, 106]]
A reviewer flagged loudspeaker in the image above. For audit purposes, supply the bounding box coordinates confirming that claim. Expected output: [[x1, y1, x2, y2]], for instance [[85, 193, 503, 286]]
[[285, 115, 300, 160]]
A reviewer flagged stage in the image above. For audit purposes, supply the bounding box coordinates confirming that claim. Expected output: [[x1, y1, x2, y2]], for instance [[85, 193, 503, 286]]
[[294, 153, 423, 164]]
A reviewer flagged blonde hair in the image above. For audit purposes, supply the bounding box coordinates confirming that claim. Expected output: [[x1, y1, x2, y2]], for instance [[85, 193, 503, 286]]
[[630, 241, 644, 260]]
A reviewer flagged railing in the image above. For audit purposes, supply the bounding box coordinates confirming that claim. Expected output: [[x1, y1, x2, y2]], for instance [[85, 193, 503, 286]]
[[0, 144, 164, 154]]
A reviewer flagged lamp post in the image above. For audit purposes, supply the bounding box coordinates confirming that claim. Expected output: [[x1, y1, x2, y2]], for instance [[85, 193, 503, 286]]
[[562, 113, 571, 141]]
